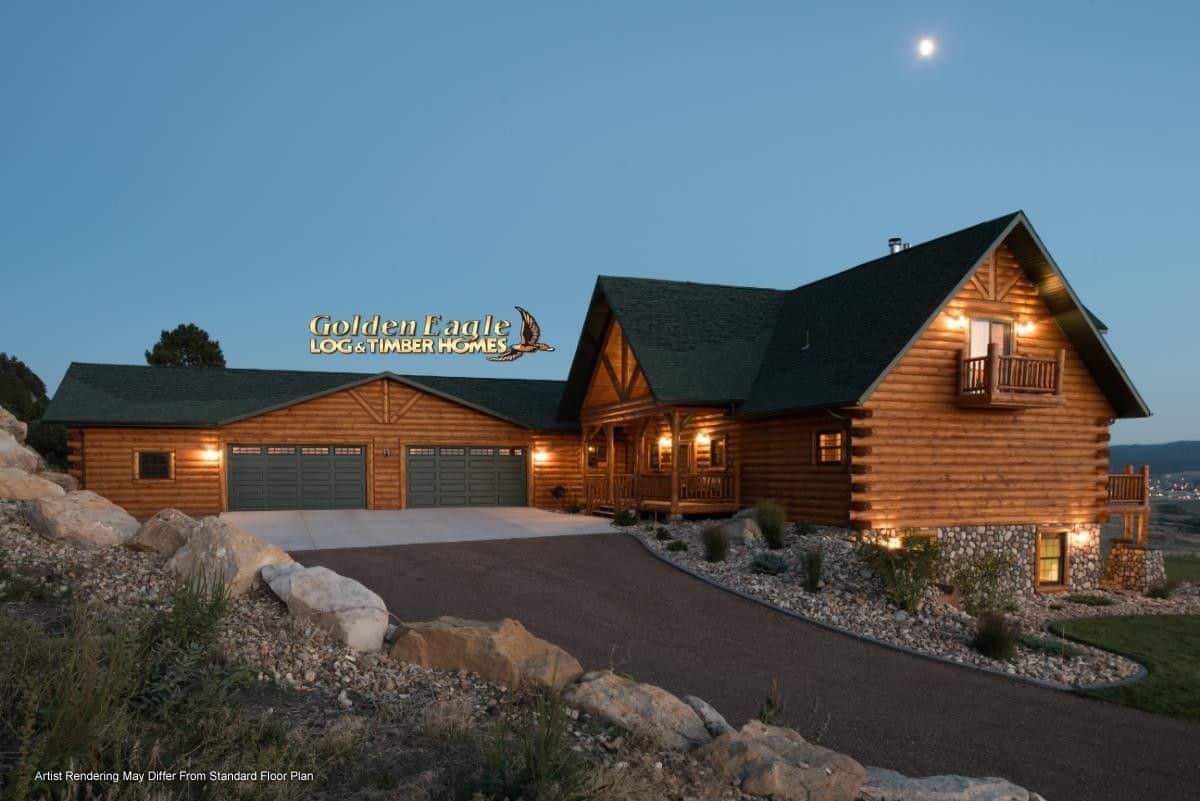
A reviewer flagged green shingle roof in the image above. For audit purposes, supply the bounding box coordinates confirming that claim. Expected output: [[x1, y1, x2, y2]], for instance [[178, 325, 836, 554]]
[[560, 211, 1148, 419], [44, 364, 572, 430]]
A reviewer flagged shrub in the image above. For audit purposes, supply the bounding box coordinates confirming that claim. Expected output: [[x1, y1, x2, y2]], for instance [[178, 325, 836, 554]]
[[0, 567, 72, 603], [800, 544, 823, 592], [750, 552, 788, 576], [564, 502, 583, 514], [859, 535, 940, 612], [654, 526, 673, 541], [611, 508, 638, 527], [1019, 633, 1086, 659], [1065, 594, 1116, 607], [972, 611, 1020, 660], [952, 552, 1015, 615], [1146, 577, 1183, 599], [463, 691, 622, 801], [702, 525, 730, 562], [666, 540, 688, 552], [757, 679, 785, 726], [756, 500, 787, 550]]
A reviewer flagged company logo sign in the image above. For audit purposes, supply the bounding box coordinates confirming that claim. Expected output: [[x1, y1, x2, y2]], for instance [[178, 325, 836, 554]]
[[309, 306, 554, 362]]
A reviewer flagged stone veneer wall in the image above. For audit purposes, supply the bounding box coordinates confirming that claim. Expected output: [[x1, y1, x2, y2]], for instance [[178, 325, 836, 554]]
[[860, 524, 1102, 595], [1102, 541, 1167, 592]]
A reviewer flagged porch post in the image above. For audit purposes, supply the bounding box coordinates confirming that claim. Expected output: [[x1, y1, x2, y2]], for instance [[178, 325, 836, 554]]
[[669, 409, 680, 517], [581, 425, 592, 512], [605, 423, 616, 510], [985, 341, 1000, 400], [631, 420, 645, 510]]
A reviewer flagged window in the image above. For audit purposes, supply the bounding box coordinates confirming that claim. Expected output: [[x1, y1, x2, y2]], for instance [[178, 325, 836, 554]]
[[586, 440, 607, 469], [136, 451, 172, 480], [470, 447, 495, 456], [231, 446, 261, 455], [268, 446, 295, 455], [334, 447, 362, 455], [301, 446, 328, 455], [816, 431, 845, 465], [409, 447, 435, 456], [649, 441, 660, 470], [1038, 531, 1067, 587], [440, 448, 465, 456], [709, 435, 727, 469], [969, 319, 1013, 359]]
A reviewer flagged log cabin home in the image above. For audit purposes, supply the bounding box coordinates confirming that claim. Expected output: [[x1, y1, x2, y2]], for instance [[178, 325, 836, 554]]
[[45, 211, 1151, 591]]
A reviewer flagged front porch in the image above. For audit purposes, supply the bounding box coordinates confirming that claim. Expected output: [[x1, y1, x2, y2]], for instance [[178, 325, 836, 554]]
[[580, 406, 741, 516]]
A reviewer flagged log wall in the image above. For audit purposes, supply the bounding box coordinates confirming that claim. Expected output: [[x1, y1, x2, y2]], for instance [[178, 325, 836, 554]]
[[76, 378, 576, 518], [855, 244, 1114, 529], [737, 411, 851, 524]]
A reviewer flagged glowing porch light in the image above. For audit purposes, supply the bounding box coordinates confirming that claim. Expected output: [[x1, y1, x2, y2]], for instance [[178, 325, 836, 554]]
[[1070, 527, 1092, 547], [658, 435, 672, 448], [695, 432, 711, 445], [1016, 320, 1036, 336], [201, 448, 221, 462], [533, 449, 549, 464], [945, 313, 968, 330]]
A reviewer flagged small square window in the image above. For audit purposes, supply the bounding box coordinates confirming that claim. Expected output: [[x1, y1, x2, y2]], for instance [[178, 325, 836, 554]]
[[136, 451, 172, 480], [816, 431, 845, 465]]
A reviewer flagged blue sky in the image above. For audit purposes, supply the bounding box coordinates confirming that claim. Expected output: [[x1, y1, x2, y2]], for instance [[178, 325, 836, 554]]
[[1, 2, 1195, 444]]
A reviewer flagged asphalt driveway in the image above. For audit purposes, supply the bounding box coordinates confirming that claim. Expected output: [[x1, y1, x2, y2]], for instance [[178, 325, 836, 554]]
[[298, 533, 1200, 801], [222, 508, 611, 550]]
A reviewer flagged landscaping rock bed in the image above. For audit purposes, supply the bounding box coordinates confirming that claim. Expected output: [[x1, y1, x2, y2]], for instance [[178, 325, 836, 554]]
[[634, 519, 1200, 687]]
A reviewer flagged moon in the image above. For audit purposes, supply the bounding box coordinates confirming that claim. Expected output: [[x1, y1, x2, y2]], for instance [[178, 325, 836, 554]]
[[917, 37, 937, 59]]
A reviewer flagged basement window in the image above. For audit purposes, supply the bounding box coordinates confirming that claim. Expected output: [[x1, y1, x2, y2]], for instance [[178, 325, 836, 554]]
[[135, 451, 173, 480], [815, 431, 845, 465], [1038, 531, 1067, 587]]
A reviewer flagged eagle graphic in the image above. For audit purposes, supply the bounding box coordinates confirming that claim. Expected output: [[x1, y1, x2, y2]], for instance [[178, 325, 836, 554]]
[[487, 306, 555, 362]]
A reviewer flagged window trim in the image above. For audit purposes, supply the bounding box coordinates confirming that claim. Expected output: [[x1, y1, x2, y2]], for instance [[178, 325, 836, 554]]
[[1035, 528, 1070, 590], [968, 317, 1015, 359], [134, 449, 175, 481], [814, 430, 846, 467]]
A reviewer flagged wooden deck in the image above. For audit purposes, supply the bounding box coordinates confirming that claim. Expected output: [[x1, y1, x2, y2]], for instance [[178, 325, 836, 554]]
[[956, 343, 1065, 409]]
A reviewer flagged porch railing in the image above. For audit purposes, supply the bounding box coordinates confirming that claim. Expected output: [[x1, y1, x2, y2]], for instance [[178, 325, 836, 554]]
[[583, 469, 739, 509], [958, 343, 1064, 404], [679, 472, 737, 501]]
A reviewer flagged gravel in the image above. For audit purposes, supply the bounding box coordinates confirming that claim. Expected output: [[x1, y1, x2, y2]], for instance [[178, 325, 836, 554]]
[[635, 519, 1200, 688]]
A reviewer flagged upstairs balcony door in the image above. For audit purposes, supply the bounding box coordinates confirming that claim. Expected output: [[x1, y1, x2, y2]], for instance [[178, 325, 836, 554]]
[[969, 319, 1013, 358]]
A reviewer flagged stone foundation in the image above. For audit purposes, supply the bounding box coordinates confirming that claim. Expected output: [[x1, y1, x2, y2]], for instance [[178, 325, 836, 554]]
[[1102, 541, 1167, 592], [860, 524, 1102, 594]]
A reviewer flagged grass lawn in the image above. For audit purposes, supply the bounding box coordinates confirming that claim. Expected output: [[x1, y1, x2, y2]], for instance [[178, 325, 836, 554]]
[[1165, 555, 1200, 583], [1051, 615, 1200, 721]]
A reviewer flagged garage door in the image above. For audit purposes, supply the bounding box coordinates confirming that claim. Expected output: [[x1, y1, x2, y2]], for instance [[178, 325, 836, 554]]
[[406, 446, 527, 507], [227, 445, 366, 511]]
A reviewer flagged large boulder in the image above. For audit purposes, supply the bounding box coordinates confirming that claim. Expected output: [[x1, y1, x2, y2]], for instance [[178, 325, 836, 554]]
[[720, 516, 763, 547], [0, 430, 40, 473], [683, 695, 734, 737], [261, 561, 307, 600], [38, 471, 79, 493], [287, 566, 389, 652], [859, 768, 1043, 801], [127, 508, 200, 556], [561, 670, 711, 751], [0, 406, 26, 443], [166, 516, 292, 598], [391, 617, 582, 689], [0, 467, 66, 500], [699, 720, 865, 801], [23, 490, 140, 546]]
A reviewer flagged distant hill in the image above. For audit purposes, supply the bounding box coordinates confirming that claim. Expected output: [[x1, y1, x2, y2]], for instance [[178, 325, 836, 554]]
[[1111, 441, 1200, 474]]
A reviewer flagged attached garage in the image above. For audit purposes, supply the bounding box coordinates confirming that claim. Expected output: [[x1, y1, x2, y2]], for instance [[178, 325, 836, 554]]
[[227, 444, 366, 511], [406, 445, 527, 507]]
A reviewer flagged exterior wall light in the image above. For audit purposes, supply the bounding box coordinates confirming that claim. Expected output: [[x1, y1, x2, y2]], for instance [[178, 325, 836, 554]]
[[201, 448, 221, 462], [1070, 527, 1093, 548], [885, 535, 903, 550], [946, 313, 968, 331], [1016, 320, 1036, 336], [695, 432, 711, 445], [658, 435, 672, 448], [533, 449, 549, 464]]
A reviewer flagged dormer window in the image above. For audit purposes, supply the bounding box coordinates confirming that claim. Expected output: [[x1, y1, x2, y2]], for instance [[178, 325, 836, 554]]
[[969, 319, 1013, 358]]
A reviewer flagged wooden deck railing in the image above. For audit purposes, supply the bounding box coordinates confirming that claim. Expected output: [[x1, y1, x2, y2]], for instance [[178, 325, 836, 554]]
[[958, 343, 1065, 408], [584, 469, 738, 510], [679, 472, 737, 501], [1108, 465, 1150, 509]]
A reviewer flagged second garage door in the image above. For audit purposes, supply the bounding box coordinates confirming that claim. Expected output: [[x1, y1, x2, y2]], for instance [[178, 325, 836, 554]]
[[406, 446, 527, 507]]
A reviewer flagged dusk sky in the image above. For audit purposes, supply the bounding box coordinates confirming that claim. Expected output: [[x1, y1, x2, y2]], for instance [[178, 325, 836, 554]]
[[1, 3, 1195, 444]]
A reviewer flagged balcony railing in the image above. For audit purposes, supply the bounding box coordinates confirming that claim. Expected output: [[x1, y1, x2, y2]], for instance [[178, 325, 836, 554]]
[[1108, 465, 1150, 511], [957, 343, 1065, 409]]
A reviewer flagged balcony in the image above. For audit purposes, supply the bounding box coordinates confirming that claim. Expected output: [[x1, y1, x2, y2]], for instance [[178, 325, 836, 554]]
[[1107, 465, 1150, 513], [957, 343, 1065, 409]]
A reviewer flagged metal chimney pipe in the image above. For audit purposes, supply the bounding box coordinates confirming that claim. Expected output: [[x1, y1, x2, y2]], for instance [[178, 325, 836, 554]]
[[888, 237, 903, 254]]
